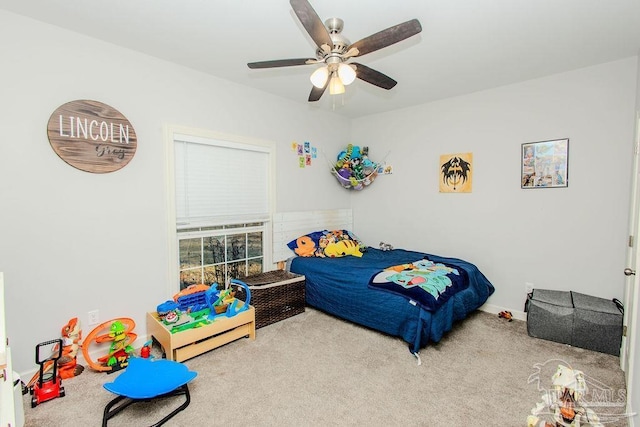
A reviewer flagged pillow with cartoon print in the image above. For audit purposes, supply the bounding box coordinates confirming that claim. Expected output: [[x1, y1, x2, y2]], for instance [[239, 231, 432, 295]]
[[287, 230, 326, 257], [287, 229, 365, 258]]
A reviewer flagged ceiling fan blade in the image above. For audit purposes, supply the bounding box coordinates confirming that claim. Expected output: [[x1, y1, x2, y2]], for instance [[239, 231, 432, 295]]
[[352, 63, 397, 90], [247, 58, 316, 69], [308, 82, 328, 102], [290, 0, 333, 51], [348, 19, 422, 58]]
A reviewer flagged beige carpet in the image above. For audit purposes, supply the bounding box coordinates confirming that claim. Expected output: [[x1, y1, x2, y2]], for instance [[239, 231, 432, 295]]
[[22, 309, 628, 426]]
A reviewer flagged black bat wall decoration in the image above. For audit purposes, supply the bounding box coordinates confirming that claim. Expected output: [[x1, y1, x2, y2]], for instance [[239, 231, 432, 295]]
[[441, 156, 471, 191]]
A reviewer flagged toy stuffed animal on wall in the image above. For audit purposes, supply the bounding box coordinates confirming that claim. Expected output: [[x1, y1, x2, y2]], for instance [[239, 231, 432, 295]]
[[333, 144, 379, 190]]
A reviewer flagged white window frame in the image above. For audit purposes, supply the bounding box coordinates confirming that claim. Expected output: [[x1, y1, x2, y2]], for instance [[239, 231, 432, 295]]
[[164, 124, 275, 295]]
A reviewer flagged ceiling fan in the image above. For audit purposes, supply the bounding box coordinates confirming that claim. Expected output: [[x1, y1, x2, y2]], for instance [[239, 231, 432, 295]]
[[247, 0, 422, 102]]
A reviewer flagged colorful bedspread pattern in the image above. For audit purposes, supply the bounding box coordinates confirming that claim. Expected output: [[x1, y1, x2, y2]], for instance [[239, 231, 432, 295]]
[[368, 257, 469, 311]]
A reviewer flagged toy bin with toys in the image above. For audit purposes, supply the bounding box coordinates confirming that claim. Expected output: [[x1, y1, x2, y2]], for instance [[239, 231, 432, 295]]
[[147, 280, 256, 362], [331, 144, 380, 191]]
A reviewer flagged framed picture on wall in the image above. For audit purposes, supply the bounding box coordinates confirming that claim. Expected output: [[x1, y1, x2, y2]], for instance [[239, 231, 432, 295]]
[[521, 138, 569, 188]]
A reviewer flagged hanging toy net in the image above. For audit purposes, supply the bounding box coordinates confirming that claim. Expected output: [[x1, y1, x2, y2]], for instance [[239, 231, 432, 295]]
[[330, 144, 379, 191]]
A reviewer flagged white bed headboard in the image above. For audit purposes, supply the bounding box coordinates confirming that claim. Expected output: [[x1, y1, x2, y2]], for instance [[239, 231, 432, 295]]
[[272, 209, 353, 263]]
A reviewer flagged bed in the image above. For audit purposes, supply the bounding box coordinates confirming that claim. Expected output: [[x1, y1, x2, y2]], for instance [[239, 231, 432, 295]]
[[273, 210, 495, 355]]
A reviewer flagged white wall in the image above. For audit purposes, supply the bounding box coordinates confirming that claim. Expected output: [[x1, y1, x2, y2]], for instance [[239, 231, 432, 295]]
[[0, 11, 350, 375], [351, 58, 638, 315]]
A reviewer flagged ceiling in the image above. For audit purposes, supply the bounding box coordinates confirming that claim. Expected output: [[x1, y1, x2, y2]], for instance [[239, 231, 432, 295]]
[[2, 0, 640, 118]]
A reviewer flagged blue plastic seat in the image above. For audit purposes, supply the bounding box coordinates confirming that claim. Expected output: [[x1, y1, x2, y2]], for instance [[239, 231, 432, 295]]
[[102, 357, 197, 426]]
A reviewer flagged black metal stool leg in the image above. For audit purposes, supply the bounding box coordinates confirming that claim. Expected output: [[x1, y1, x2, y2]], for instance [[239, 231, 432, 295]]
[[150, 384, 191, 427], [102, 383, 191, 427], [102, 395, 138, 427]]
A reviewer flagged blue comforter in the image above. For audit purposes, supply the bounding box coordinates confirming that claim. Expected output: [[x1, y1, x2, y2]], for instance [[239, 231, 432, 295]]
[[289, 248, 494, 353]]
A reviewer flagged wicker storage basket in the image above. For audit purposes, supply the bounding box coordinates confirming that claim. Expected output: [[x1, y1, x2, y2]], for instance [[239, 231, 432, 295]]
[[234, 271, 305, 329]]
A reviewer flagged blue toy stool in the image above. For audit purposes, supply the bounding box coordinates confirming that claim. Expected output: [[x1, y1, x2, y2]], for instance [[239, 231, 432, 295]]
[[102, 357, 197, 427]]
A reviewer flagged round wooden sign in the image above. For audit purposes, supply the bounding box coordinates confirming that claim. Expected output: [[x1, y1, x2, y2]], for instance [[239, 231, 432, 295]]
[[47, 100, 137, 173]]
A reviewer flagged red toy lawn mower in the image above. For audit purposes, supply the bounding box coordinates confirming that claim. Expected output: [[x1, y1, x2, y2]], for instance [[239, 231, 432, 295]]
[[30, 339, 66, 407]]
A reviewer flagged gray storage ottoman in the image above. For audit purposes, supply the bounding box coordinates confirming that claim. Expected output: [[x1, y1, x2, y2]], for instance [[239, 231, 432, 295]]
[[571, 292, 623, 356], [526, 289, 574, 345], [526, 289, 624, 356]]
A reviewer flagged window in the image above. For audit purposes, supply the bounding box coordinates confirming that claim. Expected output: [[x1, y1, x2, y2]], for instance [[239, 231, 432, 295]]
[[167, 127, 274, 291], [178, 224, 264, 288]]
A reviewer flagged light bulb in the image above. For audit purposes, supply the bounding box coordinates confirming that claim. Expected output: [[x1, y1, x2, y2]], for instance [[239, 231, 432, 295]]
[[338, 63, 356, 85], [310, 66, 329, 88], [329, 74, 345, 95]]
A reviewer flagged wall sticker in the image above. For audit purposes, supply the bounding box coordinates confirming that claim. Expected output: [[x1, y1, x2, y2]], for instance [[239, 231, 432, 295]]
[[292, 140, 316, 168]]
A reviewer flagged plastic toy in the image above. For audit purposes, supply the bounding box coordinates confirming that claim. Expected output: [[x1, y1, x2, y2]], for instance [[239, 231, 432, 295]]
[[25, 317, 84, 390], [140, 340, 153, 358], [173, 284, 214, 313], [154, 282, 249, 334], [157, 284, 224, 320], [58, 317, 84, 379], [103, 320, 136, 367], [82, 318, 137, 373], [498, 311, 513, 322], [30, 339, 65, 407], [207, 279, 251, 320], [209, 287, 234, 312]]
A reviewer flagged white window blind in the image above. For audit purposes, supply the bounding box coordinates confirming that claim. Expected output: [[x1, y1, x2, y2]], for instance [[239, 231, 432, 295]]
[[174, 134, 270, 227]]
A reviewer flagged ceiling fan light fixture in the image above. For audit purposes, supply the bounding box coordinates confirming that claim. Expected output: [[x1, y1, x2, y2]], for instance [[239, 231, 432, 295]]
[[338, 63, 356, 85], [329, 73, 345, 95], [310, 66, 329, 88], [247, 0, 423, 103]]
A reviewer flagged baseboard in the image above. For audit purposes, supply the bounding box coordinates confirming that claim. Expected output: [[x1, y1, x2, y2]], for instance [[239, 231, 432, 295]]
[[479, 303, 526, 321]]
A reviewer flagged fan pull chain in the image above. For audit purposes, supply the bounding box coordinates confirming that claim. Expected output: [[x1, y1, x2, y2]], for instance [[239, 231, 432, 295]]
[[330, 94, 347, 111]]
